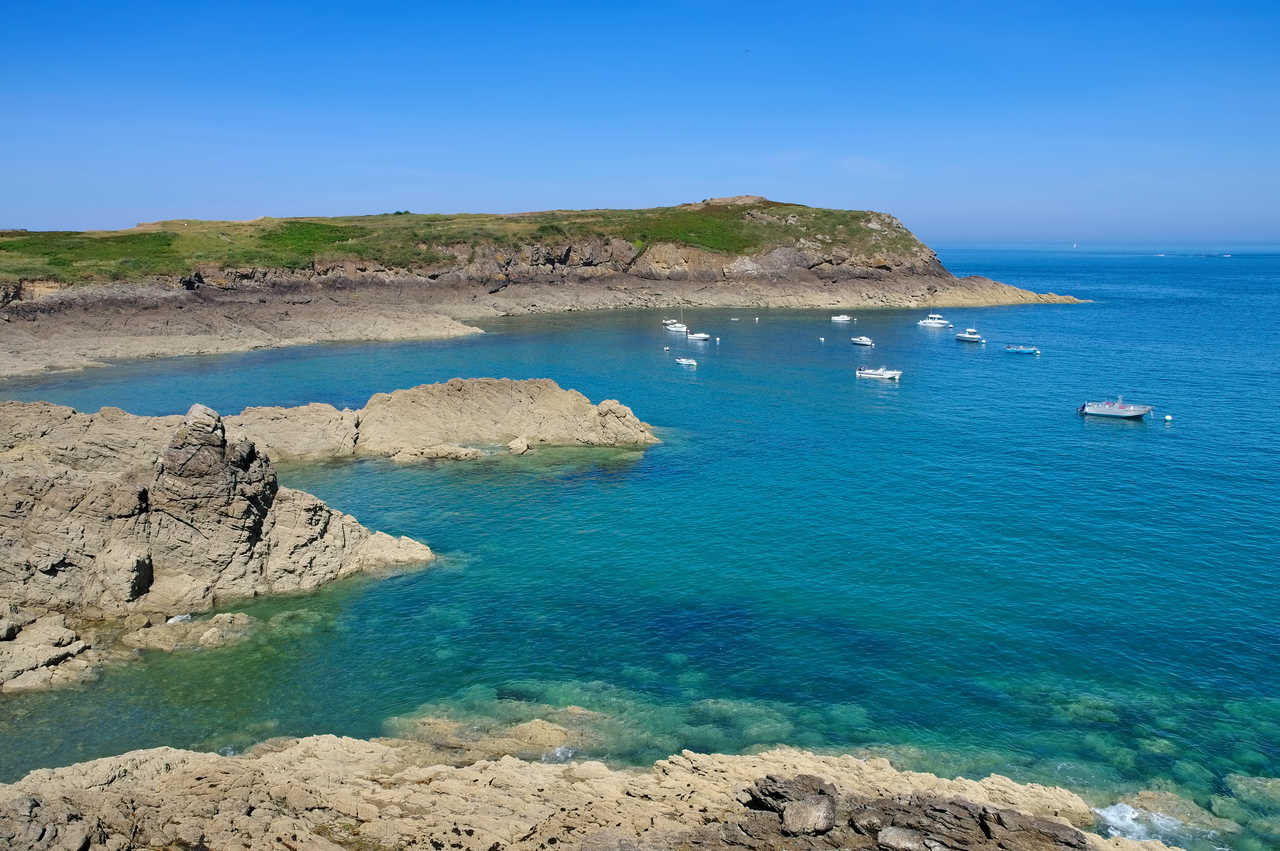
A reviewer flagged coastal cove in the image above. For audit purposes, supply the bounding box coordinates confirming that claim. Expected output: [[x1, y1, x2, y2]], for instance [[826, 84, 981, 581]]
[[1, 249, 1278, 849]]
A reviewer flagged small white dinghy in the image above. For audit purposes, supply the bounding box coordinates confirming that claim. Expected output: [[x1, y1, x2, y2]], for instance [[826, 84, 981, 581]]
[[955, 328, 985, 343], [831, 314, 853, 322], [674, 357, 697, 367], [856, 366, 902, 381], [686, 331, 711, 341], [850, 335, 874, 347]]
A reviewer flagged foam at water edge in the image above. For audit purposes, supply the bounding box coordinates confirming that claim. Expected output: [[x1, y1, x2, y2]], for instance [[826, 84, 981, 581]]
[[1094, 803, 1228, 851]]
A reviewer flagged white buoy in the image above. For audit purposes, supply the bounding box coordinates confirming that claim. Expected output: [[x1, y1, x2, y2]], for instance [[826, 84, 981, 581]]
[[1165, 414, 1173, 422], [663, 346, 670, 351], [754, 316, 759, 322], [819, 337, 825, 342], [715, 337, 720, 344]]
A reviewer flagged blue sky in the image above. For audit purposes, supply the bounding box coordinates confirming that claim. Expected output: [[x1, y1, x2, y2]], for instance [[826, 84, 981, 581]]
[[3, 0, 1277, 245]]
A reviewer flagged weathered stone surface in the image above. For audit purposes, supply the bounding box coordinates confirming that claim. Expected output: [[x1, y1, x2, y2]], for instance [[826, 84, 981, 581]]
[[0, 742, 1177, 851], [356, 378, 658, 456], [226, 402, 359, 461], [0, 402, 433, 691]]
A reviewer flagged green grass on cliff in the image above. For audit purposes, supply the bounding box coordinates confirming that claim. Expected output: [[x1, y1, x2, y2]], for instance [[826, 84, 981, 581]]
[[0, 200, 926, 284]]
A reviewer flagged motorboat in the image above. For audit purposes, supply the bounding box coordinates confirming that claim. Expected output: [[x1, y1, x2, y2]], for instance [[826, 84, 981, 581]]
[[674, 357, 697, 367], [686, 331, 711, 341], [666, 322, 688, 333], [1005, 345, 1040, 355], [955, 328, 985, 343], [1078, 396, 1152, 419], [661, 318, 678, 326], [729, 317, 741, 321], [831, 314, 853, 322], [917, 313, 950, 327], [850, 336, 874, 347], [856, 367, 902, 381]]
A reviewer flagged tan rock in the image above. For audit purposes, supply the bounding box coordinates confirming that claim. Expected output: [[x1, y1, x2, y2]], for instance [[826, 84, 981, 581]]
[[0, 737, 1179, 851], [226, 403, 358, 461], [356, 378, 658, 456]]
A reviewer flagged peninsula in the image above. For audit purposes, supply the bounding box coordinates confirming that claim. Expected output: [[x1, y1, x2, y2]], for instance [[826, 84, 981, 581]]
[[0, 197, 1081, 378], [0, 379, 657, 693]]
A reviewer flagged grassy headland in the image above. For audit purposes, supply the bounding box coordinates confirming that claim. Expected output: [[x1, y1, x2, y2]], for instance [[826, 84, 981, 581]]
[[0, 199, 927, 285]]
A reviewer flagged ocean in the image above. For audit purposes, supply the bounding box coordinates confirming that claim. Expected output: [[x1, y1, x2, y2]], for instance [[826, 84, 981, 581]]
[[2, 248, 1277, 849]]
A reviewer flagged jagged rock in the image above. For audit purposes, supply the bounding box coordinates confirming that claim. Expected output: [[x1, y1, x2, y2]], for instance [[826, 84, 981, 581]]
[[0, 402, 433, 691], [508, 435, 531, 455], [0, 742, 1176, 851], [780, 795, 836, 835]]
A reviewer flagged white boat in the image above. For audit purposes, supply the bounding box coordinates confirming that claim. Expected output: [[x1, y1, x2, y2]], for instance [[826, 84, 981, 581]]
[[1078, 396, 1152, 419], [686, 331, 711, 341], [850, 335, 874, 347], [729, 317, 741, 321], [955, 328, 985, 343], [856, 366, 902, 381], [917, 313, 950, 327], [661, 318, 678, 326], [674, 357, 697, 367], [831, 314, 853, 322], [666, 322, 688, 333]]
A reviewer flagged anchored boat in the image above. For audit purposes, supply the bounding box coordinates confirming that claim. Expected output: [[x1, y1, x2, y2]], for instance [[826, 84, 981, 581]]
[[674, 357, 697, 367], [917, 313, 950, 327], [1005, 345, 1040, 355], [955, 328, 985, 343], [856, 367, 902, 381], [851, 335, 874, 346], [1078, 396, 1152, 419], [686, 331, 711, 341], [831, 314, 853, 322]]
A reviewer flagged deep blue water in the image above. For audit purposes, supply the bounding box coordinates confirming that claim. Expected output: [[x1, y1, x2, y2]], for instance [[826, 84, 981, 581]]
[[2, 249, 1278, 848]]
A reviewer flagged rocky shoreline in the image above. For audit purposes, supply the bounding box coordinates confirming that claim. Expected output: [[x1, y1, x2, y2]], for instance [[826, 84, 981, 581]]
[[0, 240, 1081, 380], [0, 379, 657, 693], [0, 736, 1173, 850]]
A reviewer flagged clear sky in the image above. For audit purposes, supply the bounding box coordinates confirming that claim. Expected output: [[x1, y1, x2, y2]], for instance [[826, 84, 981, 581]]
[[3, 0, 1277, 245]]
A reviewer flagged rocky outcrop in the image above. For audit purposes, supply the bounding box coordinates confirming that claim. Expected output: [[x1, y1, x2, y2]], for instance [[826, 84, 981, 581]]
[[0, 739, 1178, 851], [0, 401, 432, 692], [0, 379, 654, 692], [228, 377, 659, 462]]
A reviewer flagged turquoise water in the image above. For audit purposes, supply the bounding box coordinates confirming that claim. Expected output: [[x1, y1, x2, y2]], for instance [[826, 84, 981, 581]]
[[2, 250, 1278, 848]]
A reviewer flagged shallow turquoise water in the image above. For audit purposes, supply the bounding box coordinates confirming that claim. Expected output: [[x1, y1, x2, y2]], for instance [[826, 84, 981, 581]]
[[2, 250, 1278, 848]]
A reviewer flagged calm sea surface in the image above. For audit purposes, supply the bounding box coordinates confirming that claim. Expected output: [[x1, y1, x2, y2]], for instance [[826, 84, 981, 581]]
[[2, 249, 1278, 848]]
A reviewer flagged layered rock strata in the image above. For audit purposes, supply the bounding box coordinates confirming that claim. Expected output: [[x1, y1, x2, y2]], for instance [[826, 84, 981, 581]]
[[0, 402, 430, 692], [0, 738, 1174, 850], [227, 377, 659, 461]]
